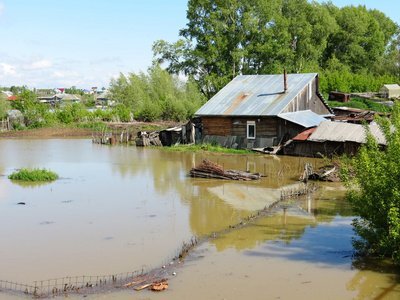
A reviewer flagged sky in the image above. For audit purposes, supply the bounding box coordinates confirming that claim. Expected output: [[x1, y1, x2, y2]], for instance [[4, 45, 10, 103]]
[[0, 0, 399, 90]]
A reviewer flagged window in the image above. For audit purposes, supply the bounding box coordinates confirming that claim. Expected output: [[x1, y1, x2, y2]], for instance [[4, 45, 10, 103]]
[[247, 121, 256, 139]]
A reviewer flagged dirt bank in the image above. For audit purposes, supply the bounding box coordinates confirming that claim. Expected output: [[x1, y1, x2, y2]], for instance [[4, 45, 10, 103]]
[[0, 127, 92, 138], [0, 121, 182, 139]]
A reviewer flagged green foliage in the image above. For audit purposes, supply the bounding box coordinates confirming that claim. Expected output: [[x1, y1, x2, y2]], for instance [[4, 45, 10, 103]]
[[320, 71, 400, 94], [109, 64, 206, 122], [164, 143, 255, 155], [13, 123, 25, 131], [154, 1, 399, 97], [328, 97, 391, 113], [343, 102, 400, 264], [0, 94, 10, 120], [8, 168, 59, 181], [28, 120, 48, 129]]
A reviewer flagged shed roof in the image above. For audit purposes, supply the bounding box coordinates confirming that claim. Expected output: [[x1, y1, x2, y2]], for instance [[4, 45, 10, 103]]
[[196, 73, 319, 116], [380, 84, 400, 90], [293, 128, 316, 141], [307, 121, 386, 145], [278, 110, 327, 128]]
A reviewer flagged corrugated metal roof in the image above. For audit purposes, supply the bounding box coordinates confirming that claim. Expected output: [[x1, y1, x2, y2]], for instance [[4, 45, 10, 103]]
[[308, 121, 386, 145], [293, 128, 316, 141], [195, 73, 318, 116], [278, 110, 326, 128]]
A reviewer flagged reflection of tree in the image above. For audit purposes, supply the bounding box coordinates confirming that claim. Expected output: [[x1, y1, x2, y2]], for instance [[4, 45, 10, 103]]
[[210, 214, 317, 252], [9, 179, 53, 188], [347, 257, 400, 299]]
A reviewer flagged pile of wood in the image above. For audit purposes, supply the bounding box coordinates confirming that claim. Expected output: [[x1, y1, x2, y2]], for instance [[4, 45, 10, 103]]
[[190, 159, 264, 180]]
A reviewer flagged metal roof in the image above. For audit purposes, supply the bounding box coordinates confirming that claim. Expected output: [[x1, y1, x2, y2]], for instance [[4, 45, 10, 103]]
[[381, 84, 400, 90], [293, 128, 316, 141], [307, 121, 386, 145], [278, 110, 327, 128], [195, 73, 318, 116]]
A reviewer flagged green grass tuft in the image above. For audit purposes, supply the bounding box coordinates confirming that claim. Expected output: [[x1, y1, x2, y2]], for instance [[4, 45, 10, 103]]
[[8, 168, 59, 181], [163, 143, 255, 154]]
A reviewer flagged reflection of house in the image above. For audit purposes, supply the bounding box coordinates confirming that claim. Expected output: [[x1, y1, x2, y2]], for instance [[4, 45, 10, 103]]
[[379, 84, 400, 99], [283, 121, 386, 157], [195, 73, 333, 149]]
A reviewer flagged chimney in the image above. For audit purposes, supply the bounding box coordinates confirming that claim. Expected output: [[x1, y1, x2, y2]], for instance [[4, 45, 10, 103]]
[[284, 69, 287, 93]]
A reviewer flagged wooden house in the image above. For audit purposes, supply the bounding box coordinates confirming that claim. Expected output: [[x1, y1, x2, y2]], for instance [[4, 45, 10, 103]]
[[195, 72, 333, 149]]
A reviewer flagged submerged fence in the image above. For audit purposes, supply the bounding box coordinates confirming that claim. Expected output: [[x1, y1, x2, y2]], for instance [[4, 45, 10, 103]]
[[0, 270, 151, 298]]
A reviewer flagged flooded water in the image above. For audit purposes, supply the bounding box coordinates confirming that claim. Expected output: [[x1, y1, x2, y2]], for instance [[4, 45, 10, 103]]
[[0, 139, 399, 299]]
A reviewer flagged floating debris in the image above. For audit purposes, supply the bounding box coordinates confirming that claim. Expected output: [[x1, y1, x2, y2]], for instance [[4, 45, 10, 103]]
[[190, 159, 264, 181]]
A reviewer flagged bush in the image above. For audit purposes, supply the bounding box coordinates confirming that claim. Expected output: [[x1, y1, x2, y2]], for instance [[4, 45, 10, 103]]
[[343, 102, 400, 265], [8, 168, 59, 181], [13, 123, 25, 131], [28, 120, 48, 129]]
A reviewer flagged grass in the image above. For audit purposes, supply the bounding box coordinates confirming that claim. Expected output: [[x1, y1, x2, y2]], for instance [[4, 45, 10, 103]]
[[163, 143, 256, 155], [136, 125, 169, 131], [8, 168, 59, 181]]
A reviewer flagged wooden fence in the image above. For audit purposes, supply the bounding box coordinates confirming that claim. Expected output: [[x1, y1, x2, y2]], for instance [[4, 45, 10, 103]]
[[0, 118, 10, 131], [0, 270, 148, 298]]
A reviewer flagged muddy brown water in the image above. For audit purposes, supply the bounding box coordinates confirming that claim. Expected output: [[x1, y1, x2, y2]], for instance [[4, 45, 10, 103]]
[[0, 139, 399, 299]]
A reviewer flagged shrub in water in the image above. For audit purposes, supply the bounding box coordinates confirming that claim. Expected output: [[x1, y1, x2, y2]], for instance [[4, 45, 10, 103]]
[[8, 168, 59, 181]]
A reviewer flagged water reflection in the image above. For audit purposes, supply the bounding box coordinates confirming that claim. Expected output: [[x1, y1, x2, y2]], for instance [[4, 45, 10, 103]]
[[9, 179, 54, 188], [211, 193, 353, 257], [1, 139, 399, 300], [349, 257, 400, 299]]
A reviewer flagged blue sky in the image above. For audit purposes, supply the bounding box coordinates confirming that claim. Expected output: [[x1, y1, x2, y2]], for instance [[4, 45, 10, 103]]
[[0, 0, 399, 90]]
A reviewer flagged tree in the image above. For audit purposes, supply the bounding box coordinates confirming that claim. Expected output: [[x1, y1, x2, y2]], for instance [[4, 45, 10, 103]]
[[0, 93, 10, 120], [153, 0, 399, 96], [109, 64, 206, 122], [154, 0, 282, 97], [343, 102, 400, 264]]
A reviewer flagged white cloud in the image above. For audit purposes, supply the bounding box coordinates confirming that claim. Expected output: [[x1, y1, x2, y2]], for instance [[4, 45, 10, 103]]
[[23, 59, 52, 70], [0, 3, 4, 17], [0, 62, 17, 76]]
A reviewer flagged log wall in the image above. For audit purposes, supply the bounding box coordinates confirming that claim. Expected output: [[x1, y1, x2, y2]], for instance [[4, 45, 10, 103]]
[[231, 117, 277, 138], [202, 117, 232, 136], [281, 77, 330, 115]]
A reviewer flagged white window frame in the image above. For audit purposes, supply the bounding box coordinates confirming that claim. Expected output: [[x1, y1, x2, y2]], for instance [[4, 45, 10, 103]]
[[247, 121, 256, 139]]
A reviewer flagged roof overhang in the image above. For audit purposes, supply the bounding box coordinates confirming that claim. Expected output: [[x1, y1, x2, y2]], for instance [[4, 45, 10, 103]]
[[278, 110, 327, 128]]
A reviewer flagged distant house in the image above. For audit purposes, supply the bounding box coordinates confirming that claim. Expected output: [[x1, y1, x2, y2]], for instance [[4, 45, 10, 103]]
[[6, 95, 17, 101], [379, 84, 400, 99], [328, 91, 351, 102], [95, 91, 113, 106], [58, 93, 80, 103], [283, 121, 386, 157], [195, 72, 333, 149]]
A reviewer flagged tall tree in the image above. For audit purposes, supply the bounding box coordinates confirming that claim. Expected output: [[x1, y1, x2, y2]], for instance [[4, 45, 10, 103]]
[[153, 0, 399, 96], [154, 0, 281, 97]]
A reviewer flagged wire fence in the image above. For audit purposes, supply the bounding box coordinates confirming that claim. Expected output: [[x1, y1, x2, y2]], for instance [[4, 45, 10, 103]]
[[0, 269, 154, 298]]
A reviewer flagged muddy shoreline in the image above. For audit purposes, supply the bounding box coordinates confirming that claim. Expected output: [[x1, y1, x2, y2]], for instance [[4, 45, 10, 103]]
[[0, 122, 182, 139]]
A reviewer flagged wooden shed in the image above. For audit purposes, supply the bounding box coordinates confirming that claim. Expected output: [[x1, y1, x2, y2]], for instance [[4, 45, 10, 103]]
[[283, 121, 387, 157], [195, 72, 332, 149], [379, 84, 400, 99]]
